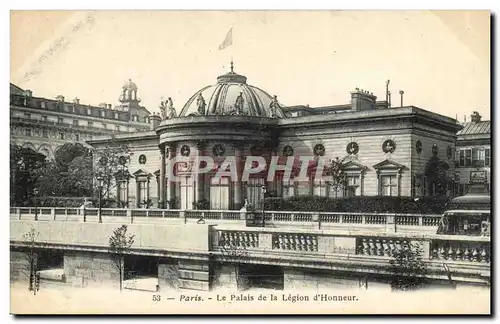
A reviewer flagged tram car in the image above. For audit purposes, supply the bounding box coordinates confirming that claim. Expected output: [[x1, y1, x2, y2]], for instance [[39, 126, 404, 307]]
[[437, 171, 490, 236]]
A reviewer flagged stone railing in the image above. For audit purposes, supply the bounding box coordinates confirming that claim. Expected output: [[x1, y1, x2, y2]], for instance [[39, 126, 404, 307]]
[[211, 226, 491, 265], [9, 207, 441, 231]]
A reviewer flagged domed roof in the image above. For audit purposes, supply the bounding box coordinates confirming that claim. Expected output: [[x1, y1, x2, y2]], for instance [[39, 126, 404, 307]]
[[123, 79, 138, 91], [179, 63, 286, 118]]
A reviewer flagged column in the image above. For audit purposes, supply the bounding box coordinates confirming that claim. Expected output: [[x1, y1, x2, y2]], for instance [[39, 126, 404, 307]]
[[397, 168, 402, 197], [233, 143, 244, 210], [159, 144, 166, 209], [167, 143, 177, 209], [196, 140, 206, 206]]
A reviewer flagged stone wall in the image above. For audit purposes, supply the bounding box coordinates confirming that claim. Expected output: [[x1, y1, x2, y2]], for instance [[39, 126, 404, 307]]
[[10, 250, 36, 283], [158, 258, 180, 290], [283, 268, 391, 292], [158, 258, 211, 291], [211, 263, 239, 290], [63, 251, 121, 288]]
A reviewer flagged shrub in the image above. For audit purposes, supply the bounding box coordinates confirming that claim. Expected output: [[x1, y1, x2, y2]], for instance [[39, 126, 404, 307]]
[[264, 195, 450, 214]]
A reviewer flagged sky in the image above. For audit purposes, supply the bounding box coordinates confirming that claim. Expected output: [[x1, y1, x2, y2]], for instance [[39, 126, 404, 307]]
[[10, 10, 490, 121]]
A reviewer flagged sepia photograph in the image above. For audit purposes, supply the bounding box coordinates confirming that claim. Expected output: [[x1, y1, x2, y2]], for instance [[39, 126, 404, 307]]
[[8, 9, 491, 315]]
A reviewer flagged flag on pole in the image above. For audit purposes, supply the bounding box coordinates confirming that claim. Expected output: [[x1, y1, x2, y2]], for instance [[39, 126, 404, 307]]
[[219, 27, 233, 50]]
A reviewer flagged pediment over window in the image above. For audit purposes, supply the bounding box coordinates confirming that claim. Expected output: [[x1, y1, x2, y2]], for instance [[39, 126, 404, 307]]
[[133, 169, 151, 179], [373, 159, 406, 171], [153, 169, 160, 178], [342, 160, 368, 171]]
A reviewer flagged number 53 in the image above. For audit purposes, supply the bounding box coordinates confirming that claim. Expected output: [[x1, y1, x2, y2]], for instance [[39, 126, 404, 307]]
[[152, 295, 161, 301]]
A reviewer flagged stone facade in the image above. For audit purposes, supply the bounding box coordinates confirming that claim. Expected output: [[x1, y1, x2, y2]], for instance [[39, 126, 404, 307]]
[[63, 251, 121, 288], [9, 82, 160, 159], [80, 65, 466, 209], [10, 250, 35, 282]]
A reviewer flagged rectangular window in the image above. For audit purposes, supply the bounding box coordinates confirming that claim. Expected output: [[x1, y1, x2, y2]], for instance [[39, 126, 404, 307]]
[[87, 108, 92, 115], [246, 178, 265, 209], [40, 101, 46, 109], [485, 149, 490, 167], [459, 150, 465, 167], [73, 120, 79, 126], [88, 121, 93, 128], [117, 181, 128, 205], [42, 130, 48, 138], [138, 181, 148, 208], [59, 132, 64, 140], [345, 174, 360, 197], [210, 176, 229, 210], [472, 148, 481, 167], [465, 149, 472, 167], [115, 125, 120, 131], [282, 178, 295, 198], [102, 123, 107, 129], [295, 182, 311, 196], [75, 134, 80, 141], [381, 175, 397, 196], [313, 178, 328, 197], [41, 115, 47, 122], [24, 128, 31, 136], [100, 110, 106, 117], [180, 176, 194, 210], [57, 117, 63, 124], [24, 112, 31, 119]]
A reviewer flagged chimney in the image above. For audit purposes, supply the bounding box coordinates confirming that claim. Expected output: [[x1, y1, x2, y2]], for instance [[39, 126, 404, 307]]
[[108, 104, 112, 109], [55, 95, 65, 102], [149, 113, 161, 130], [99, 103, 107, 108], [470, 111, 482, 123], [399, 90, 404, 107], [73, 97, 80, 105], [350, 88, 377, 111], [23, 90, 33, 97]]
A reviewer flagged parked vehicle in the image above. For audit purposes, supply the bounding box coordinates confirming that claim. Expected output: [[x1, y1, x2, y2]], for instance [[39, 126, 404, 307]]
[[437, 177, 490, 236]]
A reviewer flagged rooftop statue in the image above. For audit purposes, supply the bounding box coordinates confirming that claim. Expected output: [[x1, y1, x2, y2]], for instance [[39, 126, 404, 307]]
[[159, 100, 168, 120], [196, 93, 206, 115], [235, 92, 245, 115], [167, 97, 177, 119], [269, 95, 280, 118]]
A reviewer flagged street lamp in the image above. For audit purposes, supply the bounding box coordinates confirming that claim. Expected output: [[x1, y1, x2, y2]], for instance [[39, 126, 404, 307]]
[[261, 185, 267, 227], [97, 176, 104, 223], [33, 188, 39, 221]]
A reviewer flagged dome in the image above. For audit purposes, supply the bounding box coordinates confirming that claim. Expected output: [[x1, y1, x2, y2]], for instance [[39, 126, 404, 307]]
[[179, 64, 286, 118], [122, 79, 138, 91]]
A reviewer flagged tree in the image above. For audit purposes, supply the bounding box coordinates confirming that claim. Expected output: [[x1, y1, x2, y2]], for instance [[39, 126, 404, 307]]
[[109, 225, 135, 292], [36, 147, 94, 198], [93, 139, 132, 206], [21, 226, 42, 295], [10, 145, 47, 206], [389, 241, 428, 291], [425, 156, 452, 196], [326, 157, 347, 199], [53, 142, 90, 172]]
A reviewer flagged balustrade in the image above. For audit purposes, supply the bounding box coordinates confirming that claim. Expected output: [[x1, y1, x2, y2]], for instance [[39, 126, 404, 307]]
[[430, 240, 490, 263], [396, 215, 419, 226], [218, 231, 259, 249], [272, 233, 318, 252], [9, 207, 443, 231], [342, 214, 363, 224], [356, 237, 410, 257], [320, 214, 340, 223]]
